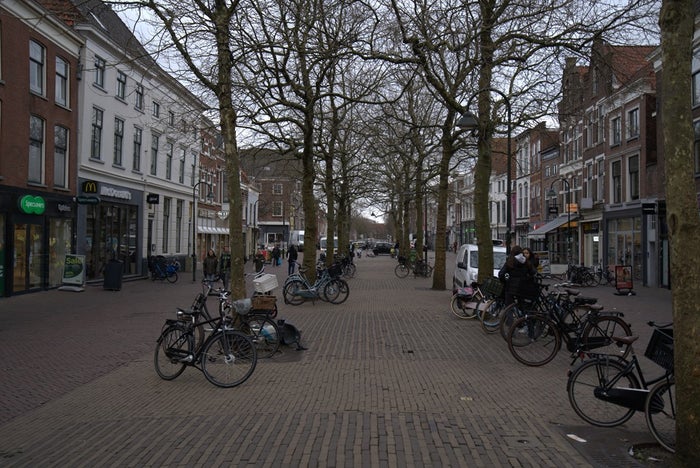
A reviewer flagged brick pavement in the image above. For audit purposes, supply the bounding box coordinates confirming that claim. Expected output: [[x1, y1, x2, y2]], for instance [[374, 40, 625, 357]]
[[0, 253, 672, 467]]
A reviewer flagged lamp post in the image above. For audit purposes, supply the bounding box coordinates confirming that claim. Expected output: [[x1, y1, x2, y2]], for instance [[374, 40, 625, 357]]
[[456, 87, 512, 254], [547, 177, 572, 265], [192, 180, 214, 282]]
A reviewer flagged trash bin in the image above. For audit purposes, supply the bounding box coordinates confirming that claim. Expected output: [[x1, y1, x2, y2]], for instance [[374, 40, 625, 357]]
[[104, 259, 123, 291]]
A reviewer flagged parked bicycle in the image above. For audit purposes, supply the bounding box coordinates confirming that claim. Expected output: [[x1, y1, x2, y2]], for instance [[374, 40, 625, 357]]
[[505, 285, 632, 366], [154, 285, 257, 388], [283, 261, 349, 305], [395, 256, 433, 278], [566, 263, 597, 287], [595, 264, 616, 286], [450, 276, 504, 321], [149, 255, 180, 283], [566, 322, 674, 453]]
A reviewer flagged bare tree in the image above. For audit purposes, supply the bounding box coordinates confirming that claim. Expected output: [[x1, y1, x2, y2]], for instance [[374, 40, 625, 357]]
[[659, 0, 700, 463]]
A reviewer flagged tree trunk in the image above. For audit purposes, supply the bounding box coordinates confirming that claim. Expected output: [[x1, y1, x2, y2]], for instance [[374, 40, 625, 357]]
[[659, 1, 700, 464]]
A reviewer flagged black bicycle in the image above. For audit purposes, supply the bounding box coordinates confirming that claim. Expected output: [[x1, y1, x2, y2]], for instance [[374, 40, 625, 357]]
[[566, 322, 674, 452], [506, 291, 632, 367], [154, 287, 257, 387]]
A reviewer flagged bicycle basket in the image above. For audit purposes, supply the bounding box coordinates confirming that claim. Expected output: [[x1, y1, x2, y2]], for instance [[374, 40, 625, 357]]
[[481, 276, 504, 298], [328, 263, 343, 278], [644, 328, 674, 371]]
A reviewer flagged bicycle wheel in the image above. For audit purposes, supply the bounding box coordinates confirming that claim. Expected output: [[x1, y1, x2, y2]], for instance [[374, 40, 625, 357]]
[[450, 294, 478, 319], [480, 298, 503, 333], [394, 263, 410, 278], [326, 278, 350, 304], [499, 303, 526, 341], [283, 279, 306, 306], [581, 316, 632, 359], [567, 357, 640, 427], [645, 378, 676, 453], [507, 315, 561, 366], [343, 263, 356, 278], [582, 271, 596, 287], [201, 330, 257, 388], [167, 272, 178, 283], [154, 325, 191, 380], [245, 316, 280, 359]]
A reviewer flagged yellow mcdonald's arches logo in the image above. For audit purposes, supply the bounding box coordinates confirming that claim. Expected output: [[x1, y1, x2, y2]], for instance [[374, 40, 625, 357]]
[[82, 181, 98, 193]]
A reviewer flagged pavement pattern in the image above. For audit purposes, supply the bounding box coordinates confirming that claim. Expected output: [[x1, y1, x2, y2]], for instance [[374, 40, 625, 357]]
[[0, 252, 673, 467]]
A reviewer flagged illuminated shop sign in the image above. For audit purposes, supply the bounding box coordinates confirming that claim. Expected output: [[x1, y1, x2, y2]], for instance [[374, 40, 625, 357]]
[[18, 195, 46, 215]]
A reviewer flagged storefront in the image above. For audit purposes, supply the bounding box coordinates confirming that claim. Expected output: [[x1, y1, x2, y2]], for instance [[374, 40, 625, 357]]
[[76, 180, 143, 281], [0, 188, 75, 296], [604, 210, 642, 282]]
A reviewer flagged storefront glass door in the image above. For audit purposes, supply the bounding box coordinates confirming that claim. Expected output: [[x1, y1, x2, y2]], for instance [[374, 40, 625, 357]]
[[13, 223, 43, 293]]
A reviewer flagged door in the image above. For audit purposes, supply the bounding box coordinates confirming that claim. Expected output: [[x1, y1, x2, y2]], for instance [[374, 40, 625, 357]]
[[13, 223, 44, 293]]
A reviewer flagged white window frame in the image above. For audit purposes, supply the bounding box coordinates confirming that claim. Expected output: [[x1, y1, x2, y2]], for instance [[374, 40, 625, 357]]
[[55, 56, 69, 106], [29, 40, 45, 95]]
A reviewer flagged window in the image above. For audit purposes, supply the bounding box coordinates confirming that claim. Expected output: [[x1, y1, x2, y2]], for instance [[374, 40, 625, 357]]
[[693, 72, 700, 107], [165, 141, 173, 180], [611, 116, 621, 146], [168, 111, 175, 126], [597, 159, 605, 201], [90, 107, 103, 160], [612, 160, 622, 203], [150, 133, 159, 175], [272, 201, 283, 216], [627, 108, 639, 139], [113, 118, 124, 166], [176, 200, 183, 252], [54, 126, 68, 188], [55, 57, 68, 106], [132, 126, 142, 171], [29, 40, 45, 95], [135, 83, 144, 110], [694, 121, 700, 174], [162, 197, 171, 253], [628, 155, 639, 200], [94, 56, 105, 88], [178, 148, 186, 183], [272, 183, 283, 195], [116, 71, 127, 99], [586, 162, 593, 200], [29, 115, 44, 183], [153, 101, 160, 118]]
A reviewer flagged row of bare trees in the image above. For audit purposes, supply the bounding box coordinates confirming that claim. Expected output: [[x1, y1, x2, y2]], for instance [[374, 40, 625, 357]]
[[114, 0, 698, 459]]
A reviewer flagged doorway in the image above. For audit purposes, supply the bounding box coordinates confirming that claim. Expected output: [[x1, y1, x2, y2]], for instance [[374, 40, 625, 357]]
[[13, 223, 44, 293]]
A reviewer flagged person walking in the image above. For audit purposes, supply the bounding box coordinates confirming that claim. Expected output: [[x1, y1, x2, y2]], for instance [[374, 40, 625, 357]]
[[203, 249, 218, 282], [287, 244, 298, 276], [498, 245, 538, 306]]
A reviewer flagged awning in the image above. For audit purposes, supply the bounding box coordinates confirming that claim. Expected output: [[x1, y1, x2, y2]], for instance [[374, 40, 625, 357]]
[[198, 226, 230, 235], [528, 215, 579, 238]]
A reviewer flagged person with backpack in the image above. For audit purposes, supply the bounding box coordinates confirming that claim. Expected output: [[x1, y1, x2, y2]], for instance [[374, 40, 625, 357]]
[[498, 245, 538, 306]]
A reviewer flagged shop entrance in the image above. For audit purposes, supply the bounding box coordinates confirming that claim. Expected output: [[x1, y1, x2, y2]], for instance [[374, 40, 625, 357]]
[[13, 222, 44, 293]]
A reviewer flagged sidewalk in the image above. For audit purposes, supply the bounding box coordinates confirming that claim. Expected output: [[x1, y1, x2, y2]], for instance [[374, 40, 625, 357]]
[[0, 253, 672, 467]]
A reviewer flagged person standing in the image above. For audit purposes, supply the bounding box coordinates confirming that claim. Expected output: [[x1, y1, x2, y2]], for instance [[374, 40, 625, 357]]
[[203, 249, 218, 282], [271, 244, 281, 267], [498, 245, 538, 306], [287, 244, 298, 275]]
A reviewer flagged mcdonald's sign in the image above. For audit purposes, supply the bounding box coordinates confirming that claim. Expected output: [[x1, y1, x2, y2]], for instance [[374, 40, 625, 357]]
[[82, 180, 99, 194]]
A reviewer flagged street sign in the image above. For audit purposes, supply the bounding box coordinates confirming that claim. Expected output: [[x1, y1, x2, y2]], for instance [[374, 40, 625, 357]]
[[548, 206, 558, 215], [75, 196, 101, 205]]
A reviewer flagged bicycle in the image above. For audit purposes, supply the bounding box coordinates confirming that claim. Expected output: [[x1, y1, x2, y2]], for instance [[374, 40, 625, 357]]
[[154, 286, 257, 387], [201, 278, 281, 358], [450, 277, 503, 321], [594, 264, 616, 286], [283, 261, 349, 305], [566, 322, 674, 452], [567, 263, 597, 287], [505, 288, 632, 366], [149, 256, 180, 283], [395, 256, 433, 278]]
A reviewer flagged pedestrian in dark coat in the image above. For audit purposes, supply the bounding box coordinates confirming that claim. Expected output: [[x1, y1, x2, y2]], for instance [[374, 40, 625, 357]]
[[498, 245, 538, 306]]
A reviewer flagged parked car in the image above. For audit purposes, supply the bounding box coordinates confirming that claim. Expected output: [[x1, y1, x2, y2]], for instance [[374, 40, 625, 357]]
[[453, 243, 507, 291], [372, 242, 393, 256]]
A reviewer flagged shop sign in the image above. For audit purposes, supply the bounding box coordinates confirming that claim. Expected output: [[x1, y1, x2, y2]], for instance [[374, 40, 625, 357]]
[[147, 193, 160, 204], [82, 180, 99, 194], [75, 196, 101, 205], [62, 254, 86, 286], [100, 186, 132, 200], [18, 195, 46, 215]]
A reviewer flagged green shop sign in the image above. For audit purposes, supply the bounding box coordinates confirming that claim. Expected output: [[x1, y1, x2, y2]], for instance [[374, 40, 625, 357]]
[[18, 195, 46, 215]]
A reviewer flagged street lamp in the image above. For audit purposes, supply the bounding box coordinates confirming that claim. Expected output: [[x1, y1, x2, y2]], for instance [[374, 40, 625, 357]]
[[192, 180, 214, 282], [457, 87, 512, 254], [547, 177, 572, 265]]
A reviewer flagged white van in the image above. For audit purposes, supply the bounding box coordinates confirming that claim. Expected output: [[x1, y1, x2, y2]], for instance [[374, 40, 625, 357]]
[[453, 243, 507, 290]]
